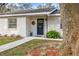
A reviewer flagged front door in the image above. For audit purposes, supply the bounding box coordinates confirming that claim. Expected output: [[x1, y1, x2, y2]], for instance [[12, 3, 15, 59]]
[[37, 18, 44, 35]]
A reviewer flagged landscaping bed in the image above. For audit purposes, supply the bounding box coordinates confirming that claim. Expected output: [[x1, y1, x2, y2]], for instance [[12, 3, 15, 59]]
[[0, 39, 62, 56], [0, 35, 22, 45]]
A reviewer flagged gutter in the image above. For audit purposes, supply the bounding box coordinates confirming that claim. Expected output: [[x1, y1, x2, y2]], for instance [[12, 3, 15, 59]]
[[0, 8, 60, 17], [0, 12, 50, 17], [48, 14, 60, 16]]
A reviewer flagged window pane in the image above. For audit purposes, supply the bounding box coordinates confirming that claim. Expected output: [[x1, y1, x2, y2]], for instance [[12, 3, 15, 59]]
[[8, 24, 17, 28], [8, 19, 16, 23]]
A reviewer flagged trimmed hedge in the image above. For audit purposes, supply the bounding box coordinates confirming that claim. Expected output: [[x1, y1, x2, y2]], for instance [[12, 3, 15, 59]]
[[47, 30, 60, 39]]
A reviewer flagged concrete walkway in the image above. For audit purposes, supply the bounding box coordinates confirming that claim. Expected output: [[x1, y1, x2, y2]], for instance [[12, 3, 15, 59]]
[[0, 37, 33, 52], [0, 37, 63, 52]]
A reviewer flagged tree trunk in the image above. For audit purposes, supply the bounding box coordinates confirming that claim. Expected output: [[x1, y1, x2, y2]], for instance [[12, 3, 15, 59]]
[[60, 3, 79, 56]]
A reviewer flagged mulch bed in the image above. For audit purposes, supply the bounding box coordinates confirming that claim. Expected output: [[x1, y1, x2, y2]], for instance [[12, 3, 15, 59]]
[[29, 48, 41, 56], [46, 48, 59, 56], [28, 47, 60, 56]]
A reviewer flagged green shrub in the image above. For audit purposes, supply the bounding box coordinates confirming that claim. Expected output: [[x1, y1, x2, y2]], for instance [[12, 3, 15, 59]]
[[47, 30, 60, 39]]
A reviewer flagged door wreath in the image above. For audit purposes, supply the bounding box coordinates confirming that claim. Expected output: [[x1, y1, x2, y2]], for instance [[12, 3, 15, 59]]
[[32, 21, 35, 25]]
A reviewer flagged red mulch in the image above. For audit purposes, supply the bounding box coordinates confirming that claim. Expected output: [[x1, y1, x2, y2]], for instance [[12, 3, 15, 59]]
[[46, 48, 59, 56], [29, 47, 60, 56], [29, 48, 41, 56]]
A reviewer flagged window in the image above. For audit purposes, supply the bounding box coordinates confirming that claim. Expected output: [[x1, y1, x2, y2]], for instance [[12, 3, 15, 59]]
[[8, 17, 17, 28]]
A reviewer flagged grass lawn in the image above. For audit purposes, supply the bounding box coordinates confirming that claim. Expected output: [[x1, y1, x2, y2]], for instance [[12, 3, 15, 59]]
[[0, 36, 22, 45], [0, 39, 62, 56]]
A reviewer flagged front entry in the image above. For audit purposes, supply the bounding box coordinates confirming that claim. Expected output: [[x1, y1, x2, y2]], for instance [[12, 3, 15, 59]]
[[37, 18, 44, 35]]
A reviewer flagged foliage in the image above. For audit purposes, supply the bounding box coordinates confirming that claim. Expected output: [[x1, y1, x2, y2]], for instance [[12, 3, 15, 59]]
[[0, 3, 10, 13], [47, 30, 60, 39], [37, 3, 55, 9], [0, 3, 57, 12], [7, 3, 32, 11], [18, 3, 32, 9]]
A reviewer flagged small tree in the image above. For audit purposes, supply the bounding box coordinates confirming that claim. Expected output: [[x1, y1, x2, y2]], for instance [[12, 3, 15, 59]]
[[0, 3, 10, 13], [7, 3, 32, 11]]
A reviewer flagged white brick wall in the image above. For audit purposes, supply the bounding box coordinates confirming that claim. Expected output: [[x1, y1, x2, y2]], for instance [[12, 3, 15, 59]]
[[17, 17, 27, 37], [0, 18, 18, 35]]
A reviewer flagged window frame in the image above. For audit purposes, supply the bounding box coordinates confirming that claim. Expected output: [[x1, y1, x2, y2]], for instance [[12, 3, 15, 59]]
[[8, 17, 17, 29]]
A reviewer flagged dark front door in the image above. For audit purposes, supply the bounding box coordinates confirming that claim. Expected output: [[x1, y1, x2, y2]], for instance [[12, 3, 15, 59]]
[[37, 19, 44, 35]]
